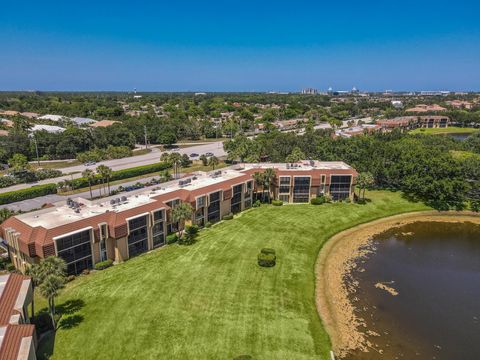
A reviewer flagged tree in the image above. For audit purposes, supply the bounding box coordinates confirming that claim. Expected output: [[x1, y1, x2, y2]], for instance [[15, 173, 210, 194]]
[[8, 153, 29, 173], [82, 169, 96, 200], [96, 165, 112, 196], [0, 208, 14, 224], [30, 256, 67, 329], [171, 202, 193, 240], [199, 154, 208, 166], [285, 147, 306, 163], [208, 156, 219, 170], [252, 172, 265, 202], [181, 153, 192, 168], [356, 172, 374, 201], [262, 168, 276, 203], [160, 169, 172, 182]]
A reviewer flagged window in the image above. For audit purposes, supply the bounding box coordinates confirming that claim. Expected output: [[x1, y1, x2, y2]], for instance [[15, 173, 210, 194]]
[[208, 191, 221, 223], [293, 177, 310, 203], [152, 222, 164, 248], [100, 238, 107, 261], [196, 196, 206, 209], [153, 210, 163, 222], [330, 175, 352, 201], [231, 184, 243, 213], [56, 229, 93, 275], [246, 181, 253, 191], [128, 216, 149, 257]]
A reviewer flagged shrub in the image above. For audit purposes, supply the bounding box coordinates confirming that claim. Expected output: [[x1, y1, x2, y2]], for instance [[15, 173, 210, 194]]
[[205, 221, 212, 228], [35, 168, 62, 181], [252, 200, 261, 208], [0, 183, 57, 205], [6, 263, 16, 272], [166, 233, 179, 244], [257, 252, 276, 267], [181, 225, 199, 245], [94, 259, 113, 270], [261, 248, 276, 256], [66, 275, 76, 282], [310, 195, 326, 205], [271, 200, 283, 206], [222, 213, 234, 220], [81, 269, 90, 276], [0, 176, 17, 188]]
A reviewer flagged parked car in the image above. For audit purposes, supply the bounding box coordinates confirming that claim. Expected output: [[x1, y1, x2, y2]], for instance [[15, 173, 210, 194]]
[[189, 153, 199, 158], [205, 152, 214, 157], [84, 161, 96, 166]]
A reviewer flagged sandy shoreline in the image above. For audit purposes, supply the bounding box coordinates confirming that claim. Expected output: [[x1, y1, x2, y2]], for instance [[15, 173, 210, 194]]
[[315, 210, 480, 358]]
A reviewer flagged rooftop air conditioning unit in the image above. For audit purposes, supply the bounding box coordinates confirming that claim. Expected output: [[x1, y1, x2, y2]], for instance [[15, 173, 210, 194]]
[[110, 199, 116, 205], [121, 196, 127, 202]]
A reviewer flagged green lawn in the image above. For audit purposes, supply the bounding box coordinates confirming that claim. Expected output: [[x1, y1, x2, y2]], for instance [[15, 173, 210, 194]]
[[410, 126, 479, 135], [36, 191, 429, 360]]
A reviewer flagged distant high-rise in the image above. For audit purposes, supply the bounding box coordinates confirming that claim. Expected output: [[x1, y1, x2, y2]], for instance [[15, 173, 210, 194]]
[[301, 88, 318, 95]]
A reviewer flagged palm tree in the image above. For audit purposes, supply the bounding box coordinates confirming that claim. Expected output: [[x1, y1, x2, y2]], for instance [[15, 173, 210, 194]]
[[208, 156, 219, 170], [252, 172, 265, 202], [171, 202, 193, 240], [262, 168, 276, 203], [169, 152, 182, 179], [25, 264, 42, 322], [356, 172, 375, 201], [39, 274, 65, 330], [82, 169, 96, 200], [31, 256, 66, 329], [96, 165, 112, 196]]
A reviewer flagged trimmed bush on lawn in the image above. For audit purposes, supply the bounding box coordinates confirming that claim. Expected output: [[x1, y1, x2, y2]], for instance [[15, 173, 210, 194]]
[[272, 200, 283, 206], [310, 195, 326, 205], [166, 233, 179, 244], [222, 213, 234, 220], [94, 259, 113, 270]]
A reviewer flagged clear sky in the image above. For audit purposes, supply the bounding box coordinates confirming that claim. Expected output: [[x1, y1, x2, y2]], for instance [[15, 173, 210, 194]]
[[1, 0, 479, 92]]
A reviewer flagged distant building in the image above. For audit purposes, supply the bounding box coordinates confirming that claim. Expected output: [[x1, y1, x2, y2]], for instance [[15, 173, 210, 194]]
[[301, 88, 318, 95], [0, 119, 14, 127], [0, 110, 19, 117], [377, 116, 450, 130], [30, 124, 66, 134], [0, 273, 36, 360], [89, 120, 120, 128], [405, 104, 447, 113], [20, 112, 39, 119], [351, 86, 359, 94], [37, 114, 68, 122], [335, 124, 380, 138], [446, 100, 473, 110], [391, 100, 403, 109], [194, 92, 207, 96], [71, 117, 97, 126]]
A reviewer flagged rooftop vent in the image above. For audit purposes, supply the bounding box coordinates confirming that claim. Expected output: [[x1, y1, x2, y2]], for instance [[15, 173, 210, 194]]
[[110, 199, 116, 205], [115, 198, 121, 204], [121, 196, 127, 202]]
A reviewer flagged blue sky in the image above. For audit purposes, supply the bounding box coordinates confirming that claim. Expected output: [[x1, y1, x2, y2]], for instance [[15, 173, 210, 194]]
[[1, 0, 479, 91]]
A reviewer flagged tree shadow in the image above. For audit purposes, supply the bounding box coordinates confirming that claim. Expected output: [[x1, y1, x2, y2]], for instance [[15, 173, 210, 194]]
[[35, 299, 85, 359]]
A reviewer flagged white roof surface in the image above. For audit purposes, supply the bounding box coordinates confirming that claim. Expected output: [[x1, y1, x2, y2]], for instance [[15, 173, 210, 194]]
[[37, 114, 67, 121], [30, 124, 66, 133]]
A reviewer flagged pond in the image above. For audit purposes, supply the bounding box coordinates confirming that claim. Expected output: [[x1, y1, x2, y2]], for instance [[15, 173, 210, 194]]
[[447, 133, 472, 141], [344, 221, 480, 360]]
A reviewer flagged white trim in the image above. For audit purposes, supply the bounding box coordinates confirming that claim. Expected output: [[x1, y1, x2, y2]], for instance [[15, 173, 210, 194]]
[[52, 226, 93, 241]]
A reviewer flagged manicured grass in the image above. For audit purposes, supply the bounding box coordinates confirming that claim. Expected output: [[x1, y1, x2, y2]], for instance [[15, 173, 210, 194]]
[[410, 126, 479, 135], [450, 150, 480, 161], [36, 191, 429, 360]]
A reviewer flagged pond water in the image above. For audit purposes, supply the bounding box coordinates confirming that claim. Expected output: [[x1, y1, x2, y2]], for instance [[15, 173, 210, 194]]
[[447, 133, 472, 141], [344, 221, 480, 360]]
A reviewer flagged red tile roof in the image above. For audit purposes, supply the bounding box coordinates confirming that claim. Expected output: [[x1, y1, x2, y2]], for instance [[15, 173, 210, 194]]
[[0, 324, 35, 360], [0, 274, 30, 326]]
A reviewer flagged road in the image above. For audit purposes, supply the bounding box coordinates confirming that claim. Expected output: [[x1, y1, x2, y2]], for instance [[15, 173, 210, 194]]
[[0, 141, 226, 195]]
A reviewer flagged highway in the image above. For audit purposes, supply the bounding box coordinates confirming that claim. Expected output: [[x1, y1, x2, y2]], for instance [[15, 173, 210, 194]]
[[0, 141, 226, 195]]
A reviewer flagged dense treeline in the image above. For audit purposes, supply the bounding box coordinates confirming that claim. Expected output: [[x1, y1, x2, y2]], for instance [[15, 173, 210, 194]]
[[225, 130, 480, 210]]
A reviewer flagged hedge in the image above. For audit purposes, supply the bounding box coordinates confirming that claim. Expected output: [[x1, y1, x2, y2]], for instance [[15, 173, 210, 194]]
[[310, 195, 326, 205], [222, 213, 234, 220], [94, 259, 114, 270], [0, 183, 57, 205], [271, 200, 283, 206], [257, 252, 276, 267], [70, 162, 171, 189]]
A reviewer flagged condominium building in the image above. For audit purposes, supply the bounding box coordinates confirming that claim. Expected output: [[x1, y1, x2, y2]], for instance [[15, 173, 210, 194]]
[[377, 116, 450, 130], [0, 162, 357, 275], [0, 274, 36, 360]]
